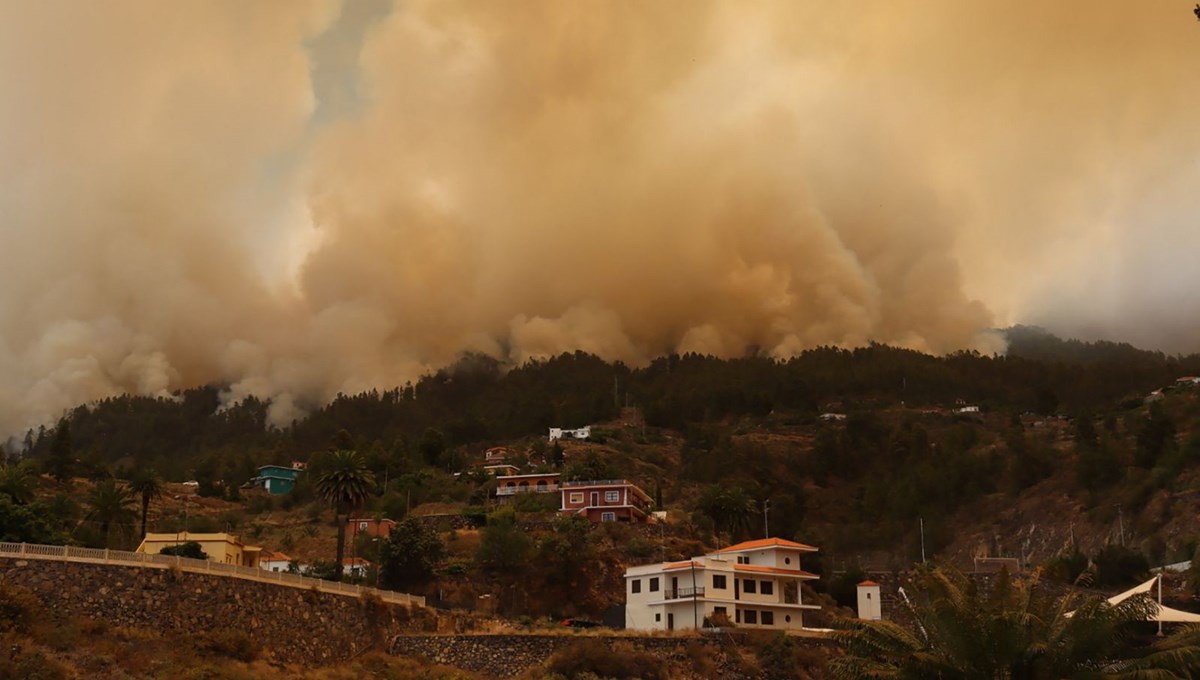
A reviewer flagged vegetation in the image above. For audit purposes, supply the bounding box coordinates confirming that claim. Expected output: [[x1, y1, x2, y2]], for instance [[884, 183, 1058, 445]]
[[128, 469, 163, 539], [831, 565, 1200, 679], [83, 479, 136, 548], [379, 518, 444, 591], [159, 541, 208, 559], [314, 449, 376, 582]]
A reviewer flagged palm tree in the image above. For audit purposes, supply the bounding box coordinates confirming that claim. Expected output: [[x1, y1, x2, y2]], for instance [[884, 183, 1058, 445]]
[[0, 461, 38, 505], [128, 470, 164, 539], [314, 449, 376, 582], [831, 566, 1200, 679], [85, 479, 136, 548]]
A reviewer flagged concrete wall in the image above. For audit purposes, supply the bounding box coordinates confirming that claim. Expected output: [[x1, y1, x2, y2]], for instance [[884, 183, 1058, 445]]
[[0, 557, 435, 665]]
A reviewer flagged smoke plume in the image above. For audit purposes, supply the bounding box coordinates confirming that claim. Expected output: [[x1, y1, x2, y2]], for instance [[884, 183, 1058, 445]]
[[2, 0, 1199, 432]]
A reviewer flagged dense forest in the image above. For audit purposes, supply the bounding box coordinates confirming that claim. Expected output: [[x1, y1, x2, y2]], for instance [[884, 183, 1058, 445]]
[[6, 325, 1200, 616], [9, 326, 1199, 486]]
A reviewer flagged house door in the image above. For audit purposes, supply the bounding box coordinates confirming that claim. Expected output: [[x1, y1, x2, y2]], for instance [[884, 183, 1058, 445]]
[[590, 492, 599, 506], [667, 613, 674, 631], [671, 576, 678, 598], [735, 579, 740, 601]]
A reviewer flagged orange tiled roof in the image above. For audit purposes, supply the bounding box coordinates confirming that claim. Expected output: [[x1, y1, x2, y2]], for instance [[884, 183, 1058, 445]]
[[716, 538, 818, 553], [260, 550, 292, 562], [735, 564, 818, 578], [858, 580, 881, 587], [663, 561, 703, 570]]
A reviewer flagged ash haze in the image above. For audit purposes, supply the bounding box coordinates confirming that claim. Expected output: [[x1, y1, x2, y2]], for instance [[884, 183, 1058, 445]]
[[1, 0, 1199, 433]]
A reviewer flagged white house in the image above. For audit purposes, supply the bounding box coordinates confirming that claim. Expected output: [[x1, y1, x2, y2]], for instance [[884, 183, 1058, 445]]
[[625, 538, 820, 632], [259, 549, 292, 572], [549, 426, 591, 442]]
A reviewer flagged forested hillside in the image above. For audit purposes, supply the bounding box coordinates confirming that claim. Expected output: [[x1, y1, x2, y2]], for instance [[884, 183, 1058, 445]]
[[6, 327, 1200, 604]]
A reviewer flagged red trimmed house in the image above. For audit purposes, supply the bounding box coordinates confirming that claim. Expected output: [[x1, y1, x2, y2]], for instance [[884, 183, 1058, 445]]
[[347, 517, 396, 540], [559, 479, 653, 523]]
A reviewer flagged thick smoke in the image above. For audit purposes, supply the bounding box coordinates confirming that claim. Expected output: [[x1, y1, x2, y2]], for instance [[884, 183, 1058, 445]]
[[1, 0, 1198, 433]]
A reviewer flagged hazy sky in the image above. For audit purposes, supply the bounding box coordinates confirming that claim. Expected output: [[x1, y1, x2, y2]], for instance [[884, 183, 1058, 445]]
[[2, 0, 1199, 432]]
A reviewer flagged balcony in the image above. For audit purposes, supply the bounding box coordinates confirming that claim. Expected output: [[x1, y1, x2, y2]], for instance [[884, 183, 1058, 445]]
[[495, 484, 559, 496], [664, 587, 705, 600]]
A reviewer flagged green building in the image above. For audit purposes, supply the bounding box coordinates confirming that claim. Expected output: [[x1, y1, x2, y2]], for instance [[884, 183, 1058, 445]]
[[252, 465, 302, 495]]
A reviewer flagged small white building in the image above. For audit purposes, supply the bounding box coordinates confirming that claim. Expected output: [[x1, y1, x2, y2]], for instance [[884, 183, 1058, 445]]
[[259, 550, 292, 573], [624, 538, 820, 632], [954, 405, 980, 414], [549, 426, 591, 442], [856, 580, 882, 620], [819, 413, 847, 422]]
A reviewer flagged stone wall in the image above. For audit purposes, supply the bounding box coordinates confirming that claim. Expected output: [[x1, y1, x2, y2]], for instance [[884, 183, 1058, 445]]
[[390, 634, 752, 679], [0, 557, 435, 665]]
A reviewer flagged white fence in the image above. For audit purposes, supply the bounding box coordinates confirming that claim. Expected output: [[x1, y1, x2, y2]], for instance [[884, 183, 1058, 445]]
[[0, 542, 424, 607]]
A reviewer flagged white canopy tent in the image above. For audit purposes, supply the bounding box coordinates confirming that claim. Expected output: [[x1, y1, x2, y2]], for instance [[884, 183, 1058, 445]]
[[1103, 575, 1200, 625]]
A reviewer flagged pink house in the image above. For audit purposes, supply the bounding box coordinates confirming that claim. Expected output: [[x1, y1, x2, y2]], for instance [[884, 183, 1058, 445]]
[[560, 480, 652, 523]]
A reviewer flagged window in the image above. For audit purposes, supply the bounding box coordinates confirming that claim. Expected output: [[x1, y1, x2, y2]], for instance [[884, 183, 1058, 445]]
[[649, 577, 660, 592], [743, 579, 757, 594], [712, 575, 727, 590], [605, 490, 621, 503], [632, 579, 642, 594], [735, 610, 741, 623], [736, 555, 749, 564], [867, 593, 872, 600], [359, 522, 368, 530], [601, 512, 616, 522], [785, 615, 791, 623], [761, 611, 774, 625], [744, 610, 758, 624], [569, 492, 584, 504], [655, 613, 661, 622], [713, 606, 727, 615], [760, 581, 773, 595], [784, 557, 791, 565]]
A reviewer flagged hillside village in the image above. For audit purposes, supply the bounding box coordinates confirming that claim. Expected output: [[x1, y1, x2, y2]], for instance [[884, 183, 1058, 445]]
[[7, 333, 1200, 676]]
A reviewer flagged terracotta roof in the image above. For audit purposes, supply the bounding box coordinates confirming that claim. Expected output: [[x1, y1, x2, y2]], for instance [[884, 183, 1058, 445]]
[[663, 561, 703, 571], [858, 580, 881, 587], [342, 557, 371, 566], [260, 550, 292, 562], [734, 564, 818, 578], [716, 538, 818, 553]]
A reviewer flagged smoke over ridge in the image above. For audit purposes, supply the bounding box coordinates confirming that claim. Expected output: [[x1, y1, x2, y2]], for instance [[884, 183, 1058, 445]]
[[2, 0, 1200, 432]]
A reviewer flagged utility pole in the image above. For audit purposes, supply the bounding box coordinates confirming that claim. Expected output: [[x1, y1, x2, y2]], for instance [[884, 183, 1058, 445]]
[[763, 499, 771, 538]]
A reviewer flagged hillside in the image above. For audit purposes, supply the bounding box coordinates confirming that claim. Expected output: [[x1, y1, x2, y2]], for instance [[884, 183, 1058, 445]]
[[5, 331, 1200, 626]]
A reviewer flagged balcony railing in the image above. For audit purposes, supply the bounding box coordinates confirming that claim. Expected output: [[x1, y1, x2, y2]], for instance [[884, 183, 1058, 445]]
[[561, 479, 630, 487], [664, 587, 705, 600], [495, 485, 559, 496]]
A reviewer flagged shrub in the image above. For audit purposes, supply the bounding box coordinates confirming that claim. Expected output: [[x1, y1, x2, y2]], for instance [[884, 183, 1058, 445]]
[[1043, 551, 1089, 585], [0, 637, 70, 680], [544, 640, 667, 680], [0, 583, 40, 634], [195, 629, 260, 662], [1092, 544, 1150, 589], [159, 541, 208, 560], [460, 506, 487, 528]]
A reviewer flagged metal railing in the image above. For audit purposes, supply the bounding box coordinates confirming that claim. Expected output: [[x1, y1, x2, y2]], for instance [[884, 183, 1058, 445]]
[[664, 587, 705, 600], [561, 479, 630, 487], [495, 485, 560, 496], [0, 542, 424, 607]]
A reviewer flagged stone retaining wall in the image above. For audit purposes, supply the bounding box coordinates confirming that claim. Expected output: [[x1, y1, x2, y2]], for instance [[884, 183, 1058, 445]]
[[390, 634, 749, 679], [0, 557, 435, 665]]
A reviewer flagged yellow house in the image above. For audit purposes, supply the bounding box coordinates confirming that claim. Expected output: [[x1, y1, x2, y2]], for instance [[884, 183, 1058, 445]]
[[136, 532, 263, 568]]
